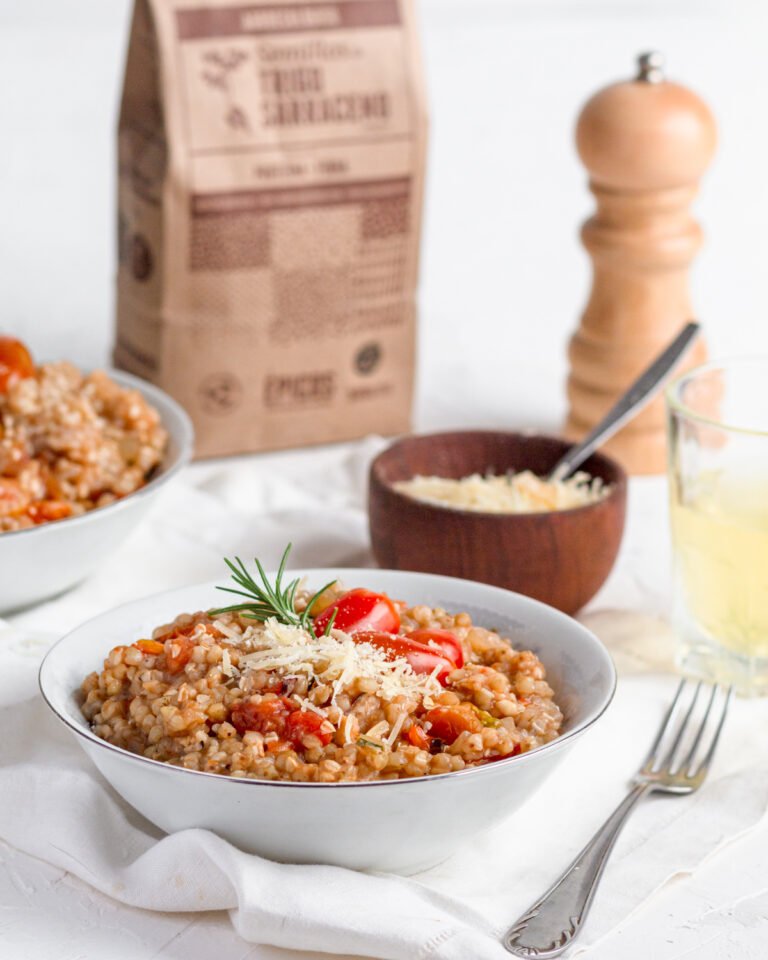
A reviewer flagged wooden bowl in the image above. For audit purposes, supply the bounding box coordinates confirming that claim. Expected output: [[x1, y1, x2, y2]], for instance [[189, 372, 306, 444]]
[[368, 431, 627, 614]]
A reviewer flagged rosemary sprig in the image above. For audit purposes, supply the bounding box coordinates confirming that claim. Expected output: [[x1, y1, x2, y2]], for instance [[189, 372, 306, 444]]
[[209, 543, 337, 634]]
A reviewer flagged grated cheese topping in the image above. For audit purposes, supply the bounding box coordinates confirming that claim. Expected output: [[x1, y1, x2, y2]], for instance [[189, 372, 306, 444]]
[[340, 715, 356, 744], [295, 697, 326, 717], [385, 710, 407, 748], [238, 618, 441, 704], [365, 720, 389, 743], [221, 648, 236, 678], [394, 470, 609, 514], [213, 618, 243, 640]]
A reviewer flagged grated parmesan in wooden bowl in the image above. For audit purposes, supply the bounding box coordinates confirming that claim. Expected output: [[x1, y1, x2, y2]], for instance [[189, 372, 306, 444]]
[[394, 470, 610, 514]]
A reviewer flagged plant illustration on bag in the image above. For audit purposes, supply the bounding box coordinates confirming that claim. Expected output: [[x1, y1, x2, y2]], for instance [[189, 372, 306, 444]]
[[201, 48, 251, 132]]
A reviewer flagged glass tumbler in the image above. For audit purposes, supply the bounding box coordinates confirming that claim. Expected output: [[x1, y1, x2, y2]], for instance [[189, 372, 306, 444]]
[[667, 359, 768, 695]]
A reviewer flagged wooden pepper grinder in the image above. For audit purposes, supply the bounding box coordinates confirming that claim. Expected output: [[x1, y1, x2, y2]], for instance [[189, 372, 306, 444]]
[[564, 52, 716, 473]]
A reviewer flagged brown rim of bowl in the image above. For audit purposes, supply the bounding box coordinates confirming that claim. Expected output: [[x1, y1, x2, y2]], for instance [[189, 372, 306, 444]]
[[370, 430, 627, 520]]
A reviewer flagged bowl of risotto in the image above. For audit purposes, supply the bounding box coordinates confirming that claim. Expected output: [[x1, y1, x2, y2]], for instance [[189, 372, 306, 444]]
[[369, 431, 627, 614], [39, 551, 615, 873], [0, 336, 193, 611]]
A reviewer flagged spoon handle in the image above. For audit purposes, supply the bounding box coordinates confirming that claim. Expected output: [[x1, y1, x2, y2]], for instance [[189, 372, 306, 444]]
[[549, 321, 701, 482]]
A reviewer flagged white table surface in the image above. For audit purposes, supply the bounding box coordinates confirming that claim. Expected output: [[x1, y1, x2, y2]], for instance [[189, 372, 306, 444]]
[[3, 454, 768, 960], [3, 0, 768, 956]]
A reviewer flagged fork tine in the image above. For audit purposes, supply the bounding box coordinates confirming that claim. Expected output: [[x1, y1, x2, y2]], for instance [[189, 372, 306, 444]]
[[692, 685, 733, 777], [642, 678, 687, 769], [660, 681, 703, 772], [680, 683, 718, 773]]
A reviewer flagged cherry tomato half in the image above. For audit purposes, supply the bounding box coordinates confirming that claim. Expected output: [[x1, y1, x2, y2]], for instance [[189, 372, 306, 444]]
[[0, 336, 35, 393], [423, 705, 483, 745], [406, 628, 465, 669], [313, 588, 400, 636], [351, 631, 456, 686]]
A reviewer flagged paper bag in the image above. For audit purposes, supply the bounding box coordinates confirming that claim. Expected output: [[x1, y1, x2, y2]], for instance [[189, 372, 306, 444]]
[[114, 0, 427, 457]]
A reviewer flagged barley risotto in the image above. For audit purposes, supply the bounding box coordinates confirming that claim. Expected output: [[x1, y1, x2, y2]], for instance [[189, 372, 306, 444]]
[[0, 336, 167, 532], [81, 547, 563, 782]]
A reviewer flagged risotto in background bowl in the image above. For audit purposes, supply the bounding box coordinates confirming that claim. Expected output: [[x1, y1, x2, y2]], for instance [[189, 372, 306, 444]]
[[39, 568, 615, 874], [0, 363, 193, 612]]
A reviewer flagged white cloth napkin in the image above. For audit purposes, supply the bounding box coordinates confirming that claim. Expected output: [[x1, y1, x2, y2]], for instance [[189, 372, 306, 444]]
[[3, 439, 768, 959]]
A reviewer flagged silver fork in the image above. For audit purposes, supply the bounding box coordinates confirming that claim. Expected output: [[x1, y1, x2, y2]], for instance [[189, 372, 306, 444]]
[[502, 679, 733, 958]]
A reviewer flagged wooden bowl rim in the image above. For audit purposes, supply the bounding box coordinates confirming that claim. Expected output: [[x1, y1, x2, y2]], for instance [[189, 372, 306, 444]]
[[370, 430, 628, 521]]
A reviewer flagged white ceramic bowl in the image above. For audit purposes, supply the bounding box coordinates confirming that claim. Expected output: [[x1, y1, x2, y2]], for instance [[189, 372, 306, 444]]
[[40, 569, 615, 875], [0, 370, 194, 613]]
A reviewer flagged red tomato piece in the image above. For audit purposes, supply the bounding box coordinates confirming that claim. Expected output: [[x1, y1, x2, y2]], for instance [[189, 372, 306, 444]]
[[154, 621, 220, 673], [286, 709, 333, 747], [230, 699, 332, 751], [164, 634, 196, 674], [230, 697, 293, 737], [351, 631, 457, 686], [407, 629, 465, 669], [313, 588, 400, 636], [134, 639, 165, 656], [27, 500, 73, 524], [0, 336, 35, 393], [406, 723, 431, 750], [423, 706, 483, 745]]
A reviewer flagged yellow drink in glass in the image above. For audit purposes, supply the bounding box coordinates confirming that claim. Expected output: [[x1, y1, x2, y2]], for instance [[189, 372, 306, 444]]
[[671, 477, 768, 658], [668, 361, 768, 695]]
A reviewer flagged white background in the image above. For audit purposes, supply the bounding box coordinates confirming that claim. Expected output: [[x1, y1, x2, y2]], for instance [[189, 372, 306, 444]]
[[3, 0, 768, 434]]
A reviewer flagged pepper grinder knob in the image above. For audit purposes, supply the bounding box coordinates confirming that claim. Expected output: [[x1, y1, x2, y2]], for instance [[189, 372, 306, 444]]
[[637, 50, 665, 83], [564, 53, 717, 474]]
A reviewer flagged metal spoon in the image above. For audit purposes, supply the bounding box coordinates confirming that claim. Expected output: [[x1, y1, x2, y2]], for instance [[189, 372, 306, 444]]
[[549, 321, 701, 482]]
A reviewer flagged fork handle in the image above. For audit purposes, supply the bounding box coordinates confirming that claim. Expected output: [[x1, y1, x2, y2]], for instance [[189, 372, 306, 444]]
[[502, 782, 650, 958]]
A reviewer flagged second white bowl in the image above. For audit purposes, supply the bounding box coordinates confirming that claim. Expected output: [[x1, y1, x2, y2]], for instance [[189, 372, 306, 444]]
[[1, 370, 193, 613]]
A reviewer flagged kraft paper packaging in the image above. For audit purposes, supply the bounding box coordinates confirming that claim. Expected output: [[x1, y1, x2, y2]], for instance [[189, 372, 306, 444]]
[[114, 0, 427, 457]]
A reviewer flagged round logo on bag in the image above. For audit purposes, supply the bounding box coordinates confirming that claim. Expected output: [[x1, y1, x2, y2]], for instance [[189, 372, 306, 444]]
[[198, 372, 243, 416], [354, 342, 381, 376]]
